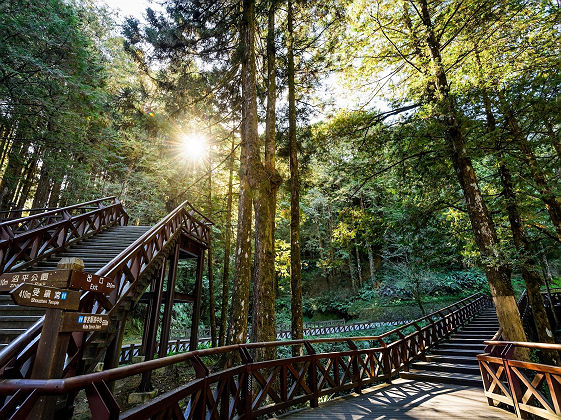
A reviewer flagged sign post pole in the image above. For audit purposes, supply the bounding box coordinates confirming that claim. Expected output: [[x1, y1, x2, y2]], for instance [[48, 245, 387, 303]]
[[29, 258, 85, 419]]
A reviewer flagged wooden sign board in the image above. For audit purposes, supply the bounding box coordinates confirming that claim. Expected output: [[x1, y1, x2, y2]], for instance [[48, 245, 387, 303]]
[[60, 313, 110, 332], [0, 270, 70, 292], [69, 271, 116, 295], [10, 284, 80, 311]]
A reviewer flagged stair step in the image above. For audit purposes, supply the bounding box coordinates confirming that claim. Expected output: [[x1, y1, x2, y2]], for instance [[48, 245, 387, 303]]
[[439, 342, 485, 350], [0, 305, 45, 316], [453, 332, 495, 337], [400, 370, 482, 386], [446, 338, 486, 344], [431, 348, 481, 356], [411, 361, 481, 375], [0, 315, 42, 328], [425, 354, 479, 365]]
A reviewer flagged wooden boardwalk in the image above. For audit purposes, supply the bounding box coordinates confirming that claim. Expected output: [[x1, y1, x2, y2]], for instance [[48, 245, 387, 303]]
[[277, 379, 515, 420]]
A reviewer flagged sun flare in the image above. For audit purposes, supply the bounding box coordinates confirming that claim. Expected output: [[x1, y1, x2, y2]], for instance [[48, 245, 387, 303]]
[[180, 133, 207, 161]]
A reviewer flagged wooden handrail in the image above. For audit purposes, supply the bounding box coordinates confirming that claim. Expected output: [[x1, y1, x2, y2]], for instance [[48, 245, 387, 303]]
[[0, 294, 483, 392], [0, 292, 487, 418], [484, 340, 561, 351], [0, 199, 210, 382], [0, 196, 118, 227]]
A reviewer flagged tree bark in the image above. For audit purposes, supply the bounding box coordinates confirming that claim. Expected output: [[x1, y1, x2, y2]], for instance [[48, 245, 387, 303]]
[[0, 139, 26, 211], [226, 8, 254, 345], [207, 158, 217, 347], [355, 244, 362, 288], [417, 0, 527, 349], [347, 250, 357, 293], [32, 162, 51, 210], [478, 78, 556, 351], [47, 175, 62, 208], [288, 0, 303, 345], [499, 161, 555, 346], [367, 244, 376, 288], [219, 134, 236, 347], [502, 100, 561, 243], [249, 0, 281, 361]]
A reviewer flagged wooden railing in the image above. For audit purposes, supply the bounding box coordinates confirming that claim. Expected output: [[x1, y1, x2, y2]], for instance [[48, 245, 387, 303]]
[[0, 293, 487, 418], [0, 199, 211, 380], [0, 196, 128, 273], [121, 319, 414, 365], [478, 341, 561, 419]]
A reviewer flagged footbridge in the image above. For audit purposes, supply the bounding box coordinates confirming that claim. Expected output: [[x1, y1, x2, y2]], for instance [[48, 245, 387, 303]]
[[0, 197, 211, 416], [0, 200, 560, 419]]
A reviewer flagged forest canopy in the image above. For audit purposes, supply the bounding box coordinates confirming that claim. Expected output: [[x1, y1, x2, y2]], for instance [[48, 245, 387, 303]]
[[1, 0, 561, 348]]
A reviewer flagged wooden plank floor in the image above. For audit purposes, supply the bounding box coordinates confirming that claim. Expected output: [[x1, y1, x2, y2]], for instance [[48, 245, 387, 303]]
[[276, 379, 515, 419]]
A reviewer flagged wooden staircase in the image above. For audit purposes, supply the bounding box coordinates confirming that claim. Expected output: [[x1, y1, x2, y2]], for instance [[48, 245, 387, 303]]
[[0, 225, 150, 352], [400, 307, 499, 386]]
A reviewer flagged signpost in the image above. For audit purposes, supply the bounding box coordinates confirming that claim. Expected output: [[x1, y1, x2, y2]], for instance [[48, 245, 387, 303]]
[[0, 269, 116, 295], [0, 270, 69, 292], [61, 313, 110, 332], [69, 271, 116, 294], [10, 283, 81, 311]]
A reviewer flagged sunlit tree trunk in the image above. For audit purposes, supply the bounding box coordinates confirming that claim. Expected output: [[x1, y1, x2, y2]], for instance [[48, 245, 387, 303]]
[[227, 32, 253, 346], [219, 134, 236, 347], [250, 0, 281, 361], [416, 0, 527, 349], [478, 76, 555, 352]]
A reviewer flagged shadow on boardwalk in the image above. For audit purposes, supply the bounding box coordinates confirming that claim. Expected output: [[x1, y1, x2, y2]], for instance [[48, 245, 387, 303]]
[[277, 379, 515, 420]]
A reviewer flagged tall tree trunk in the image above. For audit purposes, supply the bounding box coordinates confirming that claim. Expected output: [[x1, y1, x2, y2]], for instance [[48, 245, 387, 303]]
[[288, 0, 303, 344], [360, 194, 376, 287], [478, 78, 556, 351], [502, 101, 561, 243], [32, 162, 51, 210], [226, 88, 252, 347], [207, 157, 217, 347], [355, 244, 362, 288], [347, 250, 357, 293], [47, 176, 62, 208], [228, 0, 260, 350], [251, 0, 280, 361], [0, 139, 26, 211], [219, 134, 236, 347], [417, 0, 527, 348], [367, 245, 376, 288], [499, 160, 556, 349], [13, 156, 37, 215], [540, 246, 559, 327]]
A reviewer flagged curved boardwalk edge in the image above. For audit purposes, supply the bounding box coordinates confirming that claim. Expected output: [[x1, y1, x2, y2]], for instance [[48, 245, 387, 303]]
[[276, 378, 514, 419], [0, 293, 489, 418]]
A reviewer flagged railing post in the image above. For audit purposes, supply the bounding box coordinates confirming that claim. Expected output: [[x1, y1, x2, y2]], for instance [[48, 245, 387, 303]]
[[191, 354, 210, 419], [502, 345, 528, 419], [346, 340, 361, 393], [304, 341, 319, 408], [238, 346, 253, 417], [377, 338, 392, 384]]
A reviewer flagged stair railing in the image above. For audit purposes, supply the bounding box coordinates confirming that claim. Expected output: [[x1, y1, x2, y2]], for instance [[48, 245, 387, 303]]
[[0, 293, 486, 419], [0, 200, 210, 380], [478, 341, 561, 419], [0, 196, 128, 273]]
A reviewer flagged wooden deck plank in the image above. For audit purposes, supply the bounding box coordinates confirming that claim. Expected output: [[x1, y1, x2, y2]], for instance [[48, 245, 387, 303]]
[[276, 379, 515, 419]]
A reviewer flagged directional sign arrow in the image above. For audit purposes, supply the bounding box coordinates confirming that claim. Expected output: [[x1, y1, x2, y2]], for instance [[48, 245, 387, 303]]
[[69, 271, 116, 295], [60, 312, 110, 332], [0, 270, 71, 292], [10, 283, 80, 311]]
